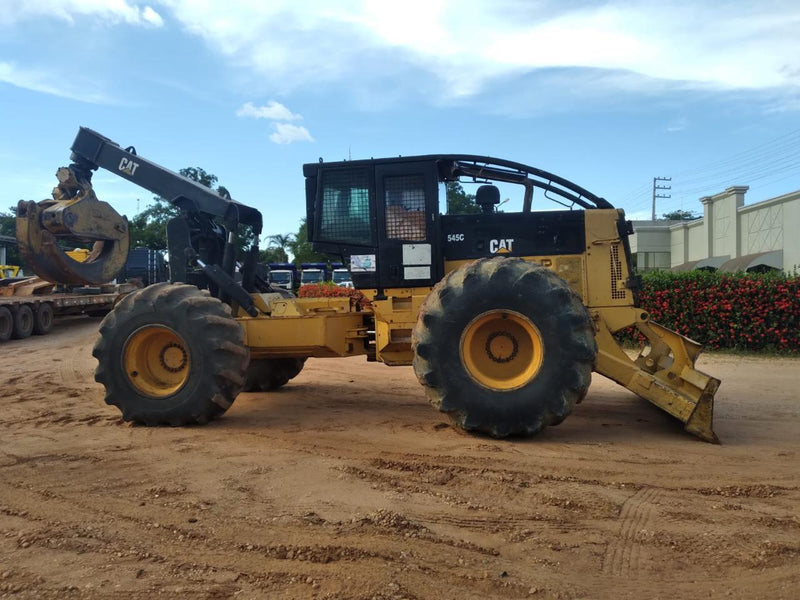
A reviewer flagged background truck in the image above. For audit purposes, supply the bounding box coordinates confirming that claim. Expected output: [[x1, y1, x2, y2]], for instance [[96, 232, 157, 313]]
[[331, 263, 353, 288], [300, 262, 329, 285], [122, 247, 168, 287], [0, 278, 136, 342], [18, 127, 720, 443], [267, 262, 299, 291]]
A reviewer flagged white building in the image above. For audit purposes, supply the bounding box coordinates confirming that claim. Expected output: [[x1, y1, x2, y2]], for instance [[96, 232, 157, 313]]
[[630, 186, 800, 274]]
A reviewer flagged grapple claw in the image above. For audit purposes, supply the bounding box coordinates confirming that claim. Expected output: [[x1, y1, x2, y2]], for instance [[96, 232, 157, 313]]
[[16, 167, 129, 285]]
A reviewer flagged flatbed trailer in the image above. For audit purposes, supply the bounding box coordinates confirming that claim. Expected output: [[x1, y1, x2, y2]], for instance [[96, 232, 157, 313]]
[[0, 278, 136, 342]]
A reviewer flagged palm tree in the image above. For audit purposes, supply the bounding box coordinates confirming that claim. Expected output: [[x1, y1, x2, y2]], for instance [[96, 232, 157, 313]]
[[264, 233, 294, 262]]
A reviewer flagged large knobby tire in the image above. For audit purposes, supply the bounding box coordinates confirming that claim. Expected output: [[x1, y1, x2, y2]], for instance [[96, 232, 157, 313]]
[[11, 304, 34, 339], [93, 283, 249, 425], [242, 357, 307, 392], [0, 306, 12, 342], [412, 257, 597, 438], [33, 302, 54, 335]]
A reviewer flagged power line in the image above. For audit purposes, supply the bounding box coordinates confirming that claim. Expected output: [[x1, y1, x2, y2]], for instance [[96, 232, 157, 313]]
[[670, 128, 800, 179], [672, 144, 800, 188], [620, 126, 800, 213]]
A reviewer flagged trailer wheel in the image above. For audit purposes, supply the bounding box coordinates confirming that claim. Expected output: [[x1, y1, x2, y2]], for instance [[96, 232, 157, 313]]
[[0, 306, 12, 342], [33, 302, 54, 335], [11, 304, 34, 339], [412, 257, 596, 438], [242, 358, 307, 392], [93, 283, 249, 425]]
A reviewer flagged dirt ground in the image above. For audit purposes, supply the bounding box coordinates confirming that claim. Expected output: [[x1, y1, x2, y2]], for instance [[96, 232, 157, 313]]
[[1, 316, 798, 600]]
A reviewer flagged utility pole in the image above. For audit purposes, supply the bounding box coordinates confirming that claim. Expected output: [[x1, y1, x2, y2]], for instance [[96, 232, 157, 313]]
[[652, 176, 671, 220]]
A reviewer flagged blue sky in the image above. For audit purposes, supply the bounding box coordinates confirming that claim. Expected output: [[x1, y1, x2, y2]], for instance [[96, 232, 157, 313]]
[[2, 0, 799, 241]]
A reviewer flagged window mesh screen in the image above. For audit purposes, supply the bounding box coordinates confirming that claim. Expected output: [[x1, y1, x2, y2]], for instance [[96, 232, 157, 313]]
[[384, 175, 426, 241], [319, 169, 373, 245]]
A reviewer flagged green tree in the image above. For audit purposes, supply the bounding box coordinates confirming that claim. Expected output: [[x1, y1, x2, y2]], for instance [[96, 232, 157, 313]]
[[0, 206, 24, 267], [180, 167, 218, 189], [287, 218, 330, 265], [0, 206, 22, 266], [662, 209, 700, 221], [446, 181, 480, 215], [128, 167, 245, 252], [0, 207, 16, 237], [129, 197, 178, 250], [258, 246, 289, 263], [263, 233, 294, 262]]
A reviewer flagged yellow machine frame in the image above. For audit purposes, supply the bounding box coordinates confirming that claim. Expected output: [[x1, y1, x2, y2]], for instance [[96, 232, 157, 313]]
[[235, 209, 719, 443]]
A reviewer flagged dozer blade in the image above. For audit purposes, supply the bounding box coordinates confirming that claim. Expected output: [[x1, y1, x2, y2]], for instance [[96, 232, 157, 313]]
[[594, 309, 720, 443], [16, 167, 130, 286]]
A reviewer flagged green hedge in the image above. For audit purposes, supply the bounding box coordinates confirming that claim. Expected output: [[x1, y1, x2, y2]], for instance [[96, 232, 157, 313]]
[[634, 271, 800, 353]]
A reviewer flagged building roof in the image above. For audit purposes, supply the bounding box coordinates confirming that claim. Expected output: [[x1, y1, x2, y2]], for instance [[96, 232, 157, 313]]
[[631, 220, 684, 228], [718, 251, 783, 273], [671, 260, 701, 272], [671, 256, 730, 272]]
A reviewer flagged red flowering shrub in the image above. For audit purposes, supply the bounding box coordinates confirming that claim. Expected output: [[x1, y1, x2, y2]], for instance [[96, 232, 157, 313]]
[[299, 273, 800, 352], [630, 271, 799, 353], [298, 282, 371, 310]]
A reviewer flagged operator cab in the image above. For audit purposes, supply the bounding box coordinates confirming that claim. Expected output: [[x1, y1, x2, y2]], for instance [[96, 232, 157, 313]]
[[303, 158, 442, 290], [303, 155, 615, 292]]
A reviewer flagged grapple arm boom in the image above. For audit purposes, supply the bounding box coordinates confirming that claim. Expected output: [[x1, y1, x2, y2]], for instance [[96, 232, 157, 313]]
[[17, 127, 263, 288], [69, 127, 262, 233]]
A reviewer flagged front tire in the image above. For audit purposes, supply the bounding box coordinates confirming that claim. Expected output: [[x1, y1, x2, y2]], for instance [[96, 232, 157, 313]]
[[412, 257, 596, 438], [93, 283, 249, 425]]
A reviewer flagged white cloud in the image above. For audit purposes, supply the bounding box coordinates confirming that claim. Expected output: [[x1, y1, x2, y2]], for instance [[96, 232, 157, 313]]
[[269, 123, 314, 145], [666, 118, 689, 133], [237, 101, 302, 121], [236, 100, 311, 143], [156, 0, 800, 101], [5, 1, 798, 111], [0, 61, 110, 103], [0, 1, 164, 27], [142, 6, 163, 27]]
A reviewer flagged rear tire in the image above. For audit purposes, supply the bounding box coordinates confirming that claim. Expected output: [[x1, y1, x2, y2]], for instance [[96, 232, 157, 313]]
[[242, 358, 306, 392], [412, 257, 596, 438], [242, 285, 306, 392], [11, 304, 34, 339], [33, 302, 54, 335], [93, 283, 249, 425], [0, 306, 12, 342]]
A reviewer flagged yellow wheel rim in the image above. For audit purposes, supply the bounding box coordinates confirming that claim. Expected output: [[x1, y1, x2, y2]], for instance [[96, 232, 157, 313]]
[[123, 325, 190, 398], [460, 309, 544, 391]]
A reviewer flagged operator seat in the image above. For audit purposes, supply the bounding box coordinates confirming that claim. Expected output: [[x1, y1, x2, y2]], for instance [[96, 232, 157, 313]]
[[476, 185, 500, 213]]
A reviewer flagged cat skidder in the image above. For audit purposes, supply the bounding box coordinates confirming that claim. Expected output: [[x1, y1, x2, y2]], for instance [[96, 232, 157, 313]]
[[21, 128, 720, 442]]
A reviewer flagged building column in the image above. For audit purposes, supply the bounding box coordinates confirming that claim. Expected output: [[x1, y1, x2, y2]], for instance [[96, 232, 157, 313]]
[[727, 186, 748, 259], [701, 195, 713, 259]]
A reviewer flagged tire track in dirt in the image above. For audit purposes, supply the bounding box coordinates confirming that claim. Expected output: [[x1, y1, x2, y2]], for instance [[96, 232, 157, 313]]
[[602, 486, 661, 577], [0, 475, 397, 579], [57, 347, 96, 385], [3, 322, 800, 599], [0, 474, 520, 600]]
